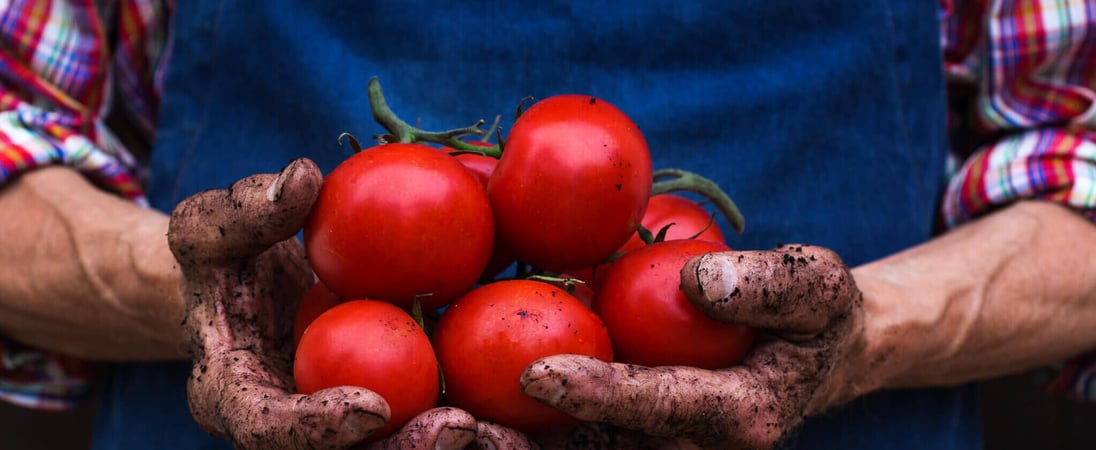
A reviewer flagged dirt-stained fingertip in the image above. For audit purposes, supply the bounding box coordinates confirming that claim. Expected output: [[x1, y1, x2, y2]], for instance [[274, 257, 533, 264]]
[[681, 252, 740, 308]]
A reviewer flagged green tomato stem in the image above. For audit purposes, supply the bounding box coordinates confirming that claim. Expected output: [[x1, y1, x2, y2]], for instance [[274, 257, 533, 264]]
[[367, 77, 503, 157], [650, 168, 745, 234]]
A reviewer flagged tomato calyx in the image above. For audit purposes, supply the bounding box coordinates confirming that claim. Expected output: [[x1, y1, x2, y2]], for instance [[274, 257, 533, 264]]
[[365, 77, 503, 157], [514, 95, 534, 120], [635, 214, 717, 246], [650, 168, 745, 234]]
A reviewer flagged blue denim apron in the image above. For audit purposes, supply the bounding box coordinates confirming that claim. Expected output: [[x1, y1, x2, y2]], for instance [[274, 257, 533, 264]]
[[93, 1, 979, 448]]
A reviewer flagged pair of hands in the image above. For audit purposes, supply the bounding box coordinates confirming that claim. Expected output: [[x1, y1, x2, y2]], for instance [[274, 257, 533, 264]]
[[168, 159, 868, 449]]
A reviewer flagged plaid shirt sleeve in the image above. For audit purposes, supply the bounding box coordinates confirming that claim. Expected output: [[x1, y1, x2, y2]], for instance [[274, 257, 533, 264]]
[[0, 0, 169, 410], [940, 0, 1096, 399]]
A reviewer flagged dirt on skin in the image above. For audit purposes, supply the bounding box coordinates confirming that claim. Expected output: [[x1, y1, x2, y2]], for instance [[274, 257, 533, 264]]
[[169, 159, 396, 449], [517, 244, 868, 450], [168, 158, 872, 449]]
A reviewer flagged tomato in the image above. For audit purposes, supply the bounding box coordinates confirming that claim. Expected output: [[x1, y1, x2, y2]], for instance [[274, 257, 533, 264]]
[[488, 95, 652, 272], [594, 239, 755, 369], [448, 144, 516, 280], [541, 273, 596, 308], [568, 194, 726, 288], [292, 281, 341, 348], [431, 280, 613, 433], [452, 152, 497, 188], [294, 300, 440, 441], [304, 143, 494, 311], [621, 193, 725, 252]]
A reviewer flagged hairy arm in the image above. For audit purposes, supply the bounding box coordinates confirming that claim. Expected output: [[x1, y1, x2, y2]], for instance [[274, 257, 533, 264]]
[[835, 200, 1096, 401], [0, 166, 185, 361]]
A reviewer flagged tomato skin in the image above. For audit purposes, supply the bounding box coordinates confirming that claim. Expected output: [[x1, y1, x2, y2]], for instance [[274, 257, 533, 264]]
[[294, 300, 440, 441], [449, 146, 516, 280], [621, 194, 725, 252], [569, 194, 726, 289], [543, 273, 596, 308], [488, 95, 652, 273], [304, 143, 494, 311], [594, 239, 756, 369], [431, 280, 613, 433], [452, 151, 497, 188], [292, 281, 341, 348]]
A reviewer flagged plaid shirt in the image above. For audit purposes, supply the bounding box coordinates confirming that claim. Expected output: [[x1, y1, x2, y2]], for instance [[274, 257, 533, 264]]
[[1, 0, 1094, 410]]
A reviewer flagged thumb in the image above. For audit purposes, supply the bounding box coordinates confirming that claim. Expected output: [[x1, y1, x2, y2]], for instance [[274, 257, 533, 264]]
[[168, 158, 322, 266], [679, 245, 859, 335], [520, 355, 779, 448]]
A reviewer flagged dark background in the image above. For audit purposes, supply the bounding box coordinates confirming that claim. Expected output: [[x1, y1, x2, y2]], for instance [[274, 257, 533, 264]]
[[1, 374, 1095, 449]]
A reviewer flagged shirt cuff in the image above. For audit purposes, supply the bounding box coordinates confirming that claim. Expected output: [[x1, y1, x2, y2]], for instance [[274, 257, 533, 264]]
[[942, 128, 1096, 228], [0, 103, 148, 206]]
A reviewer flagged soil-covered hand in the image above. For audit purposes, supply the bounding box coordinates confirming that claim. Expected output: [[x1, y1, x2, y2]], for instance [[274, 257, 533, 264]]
[[517, 245, 866, 449], [167, 158, 476, 449]]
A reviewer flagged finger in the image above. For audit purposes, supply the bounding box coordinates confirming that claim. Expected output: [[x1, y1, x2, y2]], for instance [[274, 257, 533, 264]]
[[370, 407, 477, 450], [679, 244, 859, 335], [473, 422, 539, 450], [521, 355, 784, 449], [189, 348, 391, 449], [168, 158, 322, 265]]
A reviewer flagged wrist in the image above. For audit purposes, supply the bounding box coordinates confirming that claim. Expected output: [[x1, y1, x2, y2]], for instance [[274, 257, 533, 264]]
[[807, 264, 925, 416], [846, 267, 918, 392]]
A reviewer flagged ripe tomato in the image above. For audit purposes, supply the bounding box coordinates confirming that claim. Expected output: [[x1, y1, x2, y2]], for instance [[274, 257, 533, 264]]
[[488, 95, 652, 272], [294, 300, 440, 441], [431, 280, 613, 433], [541, 273, 596, 308], [452, 151, 497, 188], [304, 143, 494, 311], [621, 193, 725, 252], [448, 144, 515, 280], [594, 239, 755, 369], [292, 281, 341, 348], [568, 194, 726, 288]]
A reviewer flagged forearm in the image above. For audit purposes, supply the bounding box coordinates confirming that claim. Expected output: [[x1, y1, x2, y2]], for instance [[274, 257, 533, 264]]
[[851, 200, 1096, 392], [0, 167, 186, 361]]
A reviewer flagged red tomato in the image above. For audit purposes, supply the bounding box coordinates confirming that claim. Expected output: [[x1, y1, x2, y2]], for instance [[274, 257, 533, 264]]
[[542, 273, 596, 308], [594, 239, 755, 369], [449, 144, 516, 280], [452, 151, 497, 188], [569, 194, 725, 289], [488, 95, 652, 272], [621, 193, 725, 252], [431, 280, 613, 433], [304, 143, 494, 311], [292, 281, 341, 348], [294, 300, 439, 441]]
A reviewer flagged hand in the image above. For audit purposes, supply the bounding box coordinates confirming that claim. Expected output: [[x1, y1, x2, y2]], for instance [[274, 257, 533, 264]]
[[167, 158, 477, 449], [517, 245, 867, 449]]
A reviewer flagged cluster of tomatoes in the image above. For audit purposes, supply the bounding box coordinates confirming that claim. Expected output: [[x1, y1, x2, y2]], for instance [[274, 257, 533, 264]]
[[290, 83, 755, 440]]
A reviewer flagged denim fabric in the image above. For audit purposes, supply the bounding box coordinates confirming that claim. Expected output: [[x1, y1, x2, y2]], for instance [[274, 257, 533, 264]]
[[94, 1, 979, 448]]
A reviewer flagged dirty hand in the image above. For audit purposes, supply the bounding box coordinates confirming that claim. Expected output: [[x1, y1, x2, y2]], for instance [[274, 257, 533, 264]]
[[167, 158, 476, 449], [518, 244, 866, 449]]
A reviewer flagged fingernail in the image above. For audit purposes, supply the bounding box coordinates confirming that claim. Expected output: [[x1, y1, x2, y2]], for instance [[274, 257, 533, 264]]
[[691, 253, 739, 303], [267, 162, 294, 202]]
